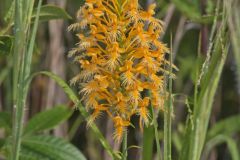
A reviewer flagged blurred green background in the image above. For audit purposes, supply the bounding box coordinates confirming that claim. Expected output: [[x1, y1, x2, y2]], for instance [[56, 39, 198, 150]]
[[0, 0, 239, 159]]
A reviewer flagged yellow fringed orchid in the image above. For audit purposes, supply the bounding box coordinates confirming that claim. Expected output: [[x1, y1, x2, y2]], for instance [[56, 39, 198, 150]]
[[69, 0, 173, 141]]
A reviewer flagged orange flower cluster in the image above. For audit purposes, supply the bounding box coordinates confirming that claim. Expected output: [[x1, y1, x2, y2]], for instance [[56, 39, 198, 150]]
[[69, 0, 170, 141]]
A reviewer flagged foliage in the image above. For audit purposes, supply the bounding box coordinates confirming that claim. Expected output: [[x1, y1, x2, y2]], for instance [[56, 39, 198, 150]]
[[0, 0, 239, 160]]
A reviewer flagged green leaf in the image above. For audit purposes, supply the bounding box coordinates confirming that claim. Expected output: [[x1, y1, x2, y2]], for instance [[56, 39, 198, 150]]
[[226, 1, 240, 97], [34, 71, 79, 103], [24, 105, 73, 135], [21, 135, 86, 160], [142, 126, 154, 160], [172, 0, 218, 23], [0, 67, 10, 85], [204, 135, 240, 160], [172, 0, 201, 20], [28, 71, 120, 159], [0, 138, 6, 149], [4, 1, 15, 22], [207, 115, 240, 140], [0, 36, 13, 55], [20, 147, 48, 160], [180, 3, 229, 159], [29, 71, 87, 118], [32, 5, 72, 22], [0, 112, 11, 130], [172, 132, 182, 153]]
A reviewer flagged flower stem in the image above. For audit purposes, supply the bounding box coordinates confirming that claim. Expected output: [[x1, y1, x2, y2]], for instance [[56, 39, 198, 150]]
[[11, 0, 42, 159], [164, 34, 173, 160], [122, 130, 128, 160], [151, 105, 162, 160]]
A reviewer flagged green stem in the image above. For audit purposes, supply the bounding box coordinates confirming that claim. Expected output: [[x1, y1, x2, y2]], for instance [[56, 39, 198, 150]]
[[122, 131, 128, 160], [68, 115, 83, 140], [12, 0, 42, 159], [11, 0, 25, 158], [194, 34, 201, 109], [28, 72, 119, 159], [142, 125, 154, 160], [164, 34, 173, 160], [12, 0, 23, 107], [151, 105, 162, 160]]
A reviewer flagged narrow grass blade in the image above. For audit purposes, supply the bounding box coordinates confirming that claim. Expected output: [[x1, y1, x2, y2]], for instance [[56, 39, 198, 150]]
[[180, 2, 229, 159], [12, 1, 42, 159], [203, 135, 240, 160], [152, 105, 162, 160], [122, 131, 128, 160], [21, 135, 87, 160], [68, 116, 84, 140], [142, 125, 154, 160], [226, 0, 240, 94], [28, 71, 120, 160], [207, 115, 240, 140], [164, 34, 173, 160], [24, 105, 73, 135]]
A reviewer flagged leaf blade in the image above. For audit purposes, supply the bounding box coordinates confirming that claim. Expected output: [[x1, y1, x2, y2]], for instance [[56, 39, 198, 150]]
[[32, 5, 72, 22], [207, 115, 240, 140], [0, 35, 13, 56], [24, 105, 73, 135], [0, 112, 11, 130], [22, 135, 86, 160]]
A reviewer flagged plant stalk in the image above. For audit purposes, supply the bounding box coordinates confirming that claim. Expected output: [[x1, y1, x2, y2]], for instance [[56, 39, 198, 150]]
[[164, 34, 173, 160], [122, 131, 128, 160], [12, 0, 42, 159], [151, 105, 162, 160]]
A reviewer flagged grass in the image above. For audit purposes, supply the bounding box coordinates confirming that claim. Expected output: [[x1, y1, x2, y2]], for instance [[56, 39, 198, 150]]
[[164, 34, 173, 160], [0, 0, 238, 160], [227, 0, 240, 93], [12, 0, 42, 159], [180, 1, 229, 159]]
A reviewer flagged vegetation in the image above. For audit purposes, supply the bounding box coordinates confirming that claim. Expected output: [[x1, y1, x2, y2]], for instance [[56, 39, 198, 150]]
[[0, 0, 239, 160]]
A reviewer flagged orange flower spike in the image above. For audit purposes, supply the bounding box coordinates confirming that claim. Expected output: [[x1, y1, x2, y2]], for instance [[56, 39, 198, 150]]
[[105, 42, 123, 70], [148, 3, 156, 16], [85, 92, 99, 109], [85, 0, 101, 4], [87, 108, 101, 126], [120, 61, 137, 87], [125, 0, 139, 21], [119, 60, 133, 72], [95, 21, 108, 34], [147, 25, 161, 41], [86, 3, 104, 17], [138, 97, 150, 130], [95, 75, 109, 89], [115, 92, 127, 114], [87, 104, 109, 126], [90, 25, 104, 40], [113, 116, 131, 141], [70, 0, 174, 141], [139, 106, 149, 123]]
